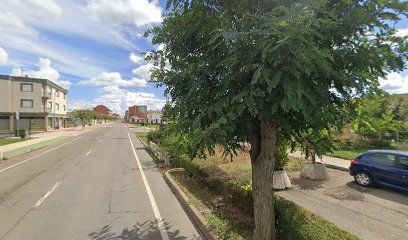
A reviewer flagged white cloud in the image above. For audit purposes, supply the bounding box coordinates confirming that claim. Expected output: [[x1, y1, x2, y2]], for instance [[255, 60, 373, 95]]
[[85, 0, 162, 26], [395, 28, 408, 37], [69, 86, 165, 114], [78, 72, 147, 87], [380, 72, 408, 94], [0, 47, 8, 65], [129, 52, 144, 64], [1, 0, 62, 18], [10, 58, 72, 90], [132, 63, 155, 80], [0, 12, 38, 37]]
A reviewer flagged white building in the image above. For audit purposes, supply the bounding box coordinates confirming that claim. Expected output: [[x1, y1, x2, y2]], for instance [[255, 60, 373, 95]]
[[147, 110, 163, 124], [0, 75, 68, 133]]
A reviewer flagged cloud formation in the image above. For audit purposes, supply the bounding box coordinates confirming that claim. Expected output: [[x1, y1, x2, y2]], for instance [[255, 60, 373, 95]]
[[69, 86, 166, 115], [129, 52, 144, 64], [85, 0, 162, 26], [380, 72, 408, 94], [78, 72, 147, 87], [10, 58, 72, 89], [0, 47, 8, 65]]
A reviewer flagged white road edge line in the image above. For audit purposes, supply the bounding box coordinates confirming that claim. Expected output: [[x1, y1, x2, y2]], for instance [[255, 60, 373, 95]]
[[127, 133, 169, 240], [0, 136, 82, 174], [85, 150, 92, 156], [33, 180, 62, 208]]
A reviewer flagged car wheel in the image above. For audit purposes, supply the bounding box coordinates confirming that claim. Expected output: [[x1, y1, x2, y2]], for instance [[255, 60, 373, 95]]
[[354, 172, 372, 187]]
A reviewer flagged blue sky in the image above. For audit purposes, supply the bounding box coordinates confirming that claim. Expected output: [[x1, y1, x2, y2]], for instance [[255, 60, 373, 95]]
[[0, 0, 407, 116]]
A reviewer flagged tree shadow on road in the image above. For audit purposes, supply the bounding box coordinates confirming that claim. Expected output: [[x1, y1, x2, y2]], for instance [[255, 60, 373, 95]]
[[88, 220, 199, 240], [290, 176, 325, 191], [346, 181, 408, 205]]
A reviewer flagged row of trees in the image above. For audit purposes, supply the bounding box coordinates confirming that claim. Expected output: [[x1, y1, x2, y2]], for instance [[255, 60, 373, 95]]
[[349, 93, 408, 144], [68, 110, 118, 127], [147, 0, 408, 239]]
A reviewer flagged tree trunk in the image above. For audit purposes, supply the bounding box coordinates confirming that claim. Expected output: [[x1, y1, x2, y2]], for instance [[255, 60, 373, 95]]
[[251, 122, 279, 240]]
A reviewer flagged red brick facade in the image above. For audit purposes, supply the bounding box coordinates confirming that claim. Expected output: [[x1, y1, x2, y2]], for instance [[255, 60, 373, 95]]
[[93, 105, 110, 115]]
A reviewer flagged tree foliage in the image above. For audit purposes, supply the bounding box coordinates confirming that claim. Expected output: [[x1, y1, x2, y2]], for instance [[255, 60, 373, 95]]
[[147, 0, 408, 238], [351, 92, 408, 142]]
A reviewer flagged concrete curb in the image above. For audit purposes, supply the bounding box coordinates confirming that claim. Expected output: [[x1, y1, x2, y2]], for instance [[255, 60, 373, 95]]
[[163, 169, 216, 240], [325, 164, 348, 172], [133, 132, 163, 164]]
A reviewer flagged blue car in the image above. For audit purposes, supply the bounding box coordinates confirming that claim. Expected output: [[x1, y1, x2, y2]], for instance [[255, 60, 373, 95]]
[[349, 150, 408, 193]]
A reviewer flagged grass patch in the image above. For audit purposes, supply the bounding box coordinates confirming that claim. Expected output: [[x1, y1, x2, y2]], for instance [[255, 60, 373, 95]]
[[135, 132, 148, 145], [4, 137, 66, 159], [0, 138, 33, 146], [326, 150, 365, 160], [132, 123, 160, 129], [275, 196, 358, 240], [170, 171, 252, 240]]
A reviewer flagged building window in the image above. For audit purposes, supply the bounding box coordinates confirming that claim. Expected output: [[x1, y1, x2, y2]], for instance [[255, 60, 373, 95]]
[[48, 87, 52, 95], [56, 91, 59, 97], [21, 83, 33, 92], [21, 99, 33, 108], [48, 101, 52, 109], [63, 105, 66, 111], [63, 93, 65, 99], [56, 103, 60, 110]]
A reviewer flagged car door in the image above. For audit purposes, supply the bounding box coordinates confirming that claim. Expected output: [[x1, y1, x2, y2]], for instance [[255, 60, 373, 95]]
[[368, 153, 405, 187], [396, 155, 408, 189]]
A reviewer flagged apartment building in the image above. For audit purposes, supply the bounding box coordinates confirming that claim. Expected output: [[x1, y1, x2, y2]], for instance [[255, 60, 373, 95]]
[[0, 75, 68, 133], [147, 110, 163, 124]]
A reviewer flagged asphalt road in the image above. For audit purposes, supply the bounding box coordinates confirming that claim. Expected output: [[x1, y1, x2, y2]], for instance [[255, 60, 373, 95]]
[[0, 123, 202, 240], [277, 168, 408, 240]]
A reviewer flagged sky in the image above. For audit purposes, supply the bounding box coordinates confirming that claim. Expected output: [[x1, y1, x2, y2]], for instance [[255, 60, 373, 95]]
[[0, 0, 407, 117]]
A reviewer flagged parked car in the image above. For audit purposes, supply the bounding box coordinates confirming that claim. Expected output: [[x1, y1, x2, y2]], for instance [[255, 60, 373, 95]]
[[349, 150, 408, 193]]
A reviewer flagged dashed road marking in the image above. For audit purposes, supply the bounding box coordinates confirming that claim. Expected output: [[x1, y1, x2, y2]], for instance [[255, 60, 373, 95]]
[[0, 137, 81, 174], [33, 180, 62, 208]]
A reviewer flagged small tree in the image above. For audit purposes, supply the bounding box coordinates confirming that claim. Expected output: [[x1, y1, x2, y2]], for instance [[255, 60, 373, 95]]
[[291, 128, 334, 163], [352, 93, 408, 145], [148, 1, 408, 238]]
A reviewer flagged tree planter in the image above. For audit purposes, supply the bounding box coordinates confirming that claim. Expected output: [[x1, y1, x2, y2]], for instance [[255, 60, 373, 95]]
[[273, 170, 292, 190], [301, 162, 329, 180]]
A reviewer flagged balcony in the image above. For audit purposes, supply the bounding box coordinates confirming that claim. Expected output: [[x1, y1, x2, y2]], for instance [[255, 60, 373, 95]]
[[42, 92, 52, 100]]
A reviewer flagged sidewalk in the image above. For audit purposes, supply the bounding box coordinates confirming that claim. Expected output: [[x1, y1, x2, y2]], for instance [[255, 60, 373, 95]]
[[0, 125, 101, 160], [289, 151, 351, 171]]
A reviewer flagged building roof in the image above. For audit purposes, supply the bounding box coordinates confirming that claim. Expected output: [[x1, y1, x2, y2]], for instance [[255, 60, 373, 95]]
[[0, 74, 68, 93]]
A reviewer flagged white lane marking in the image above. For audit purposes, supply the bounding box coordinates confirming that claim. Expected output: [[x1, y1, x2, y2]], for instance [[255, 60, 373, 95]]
[[85, 150, 92, 156], [127, 133, 169, 240], [0, 136, 81, 174], [33, 180, 62, 208]]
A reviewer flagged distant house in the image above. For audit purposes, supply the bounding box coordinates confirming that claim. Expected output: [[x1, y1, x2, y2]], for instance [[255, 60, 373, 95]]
[[147, 110, 163, 124], [0, 75, 68, 133], [93, 105, 111, 115], [126, 105, 148, 123]]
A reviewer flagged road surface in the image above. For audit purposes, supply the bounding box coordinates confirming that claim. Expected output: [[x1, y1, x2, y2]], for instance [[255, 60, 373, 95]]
[[0, 123, 202, 240], [278, 168, 408, 240]]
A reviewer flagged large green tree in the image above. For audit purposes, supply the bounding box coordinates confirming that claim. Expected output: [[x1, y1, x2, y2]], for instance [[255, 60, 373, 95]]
[[147, 0, 408, 239]]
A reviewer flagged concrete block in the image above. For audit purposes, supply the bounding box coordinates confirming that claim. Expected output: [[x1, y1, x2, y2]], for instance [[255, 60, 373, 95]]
[[273, 170, 292, 190], [301, 162, 329, 180]]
